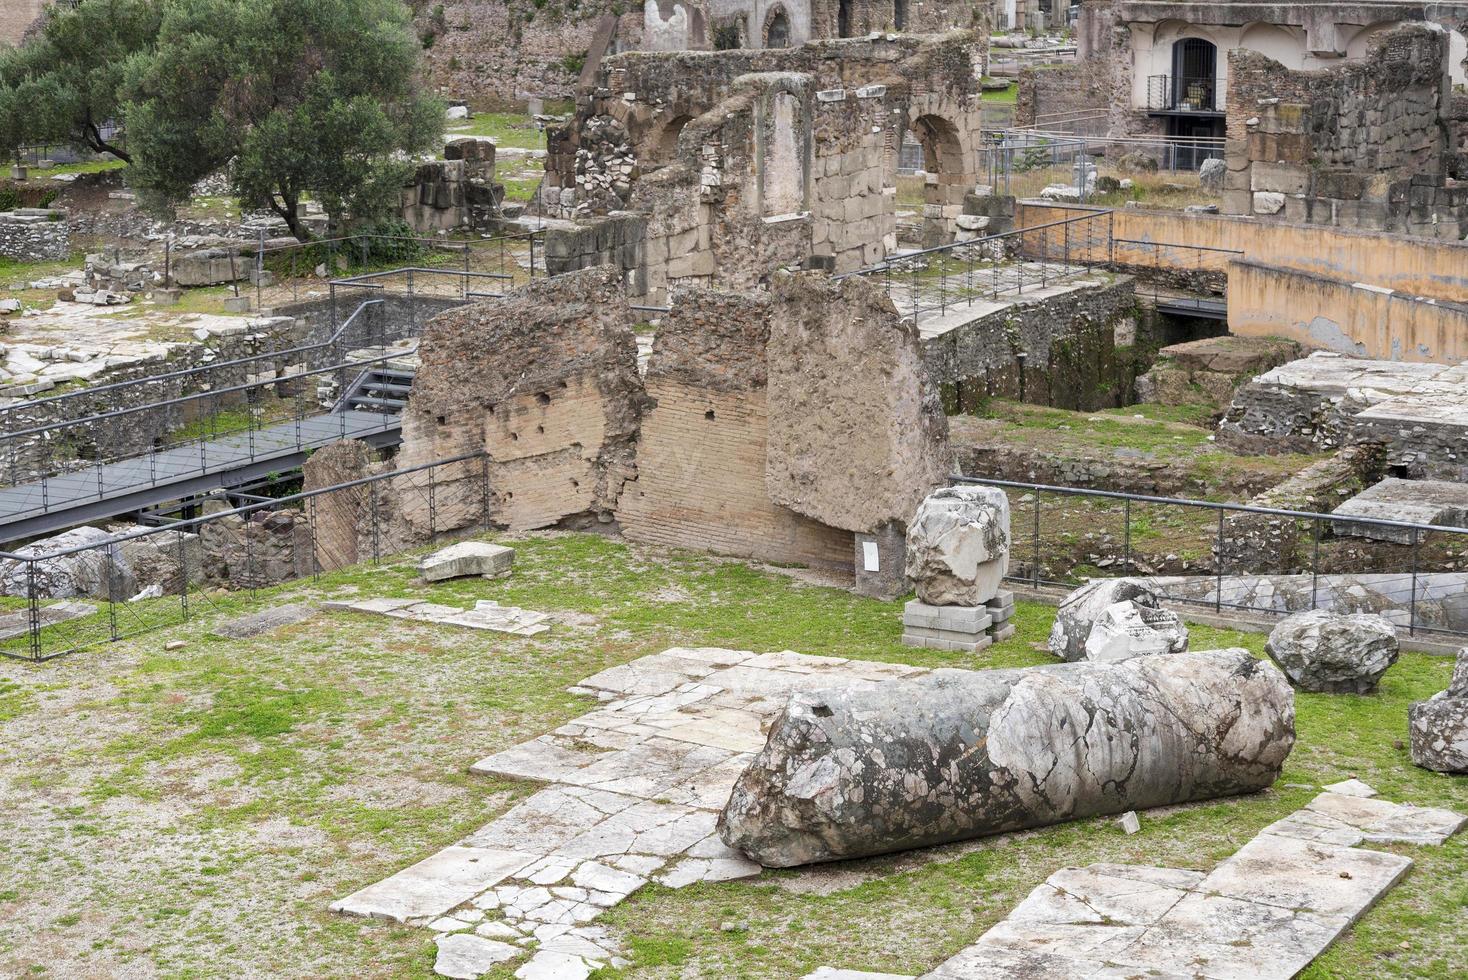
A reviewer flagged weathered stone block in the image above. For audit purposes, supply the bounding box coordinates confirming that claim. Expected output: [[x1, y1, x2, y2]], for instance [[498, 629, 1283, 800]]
[[1048, 578, 1164, 662], [1253, 191, 1286, 215], [1265, 610, 1399, 693], [419, 542, 515, 582], [904, 485, 1010, 606]]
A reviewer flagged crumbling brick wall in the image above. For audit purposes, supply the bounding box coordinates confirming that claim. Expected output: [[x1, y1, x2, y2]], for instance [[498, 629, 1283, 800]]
[[616, 289, 856, 572], [397, 267, 645, 531], [1222, 24, 1468, 238]]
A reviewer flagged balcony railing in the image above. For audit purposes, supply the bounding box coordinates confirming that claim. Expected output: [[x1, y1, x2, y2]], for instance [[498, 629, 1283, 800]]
[[1146, 74, 1218, 113]]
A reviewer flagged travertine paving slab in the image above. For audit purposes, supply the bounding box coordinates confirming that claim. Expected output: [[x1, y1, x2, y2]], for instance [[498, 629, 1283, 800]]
[[902, 785, 1464, 980], [326, 597, 550, 636], [329, 846, 537, 922], [335, 647, 919, 977]]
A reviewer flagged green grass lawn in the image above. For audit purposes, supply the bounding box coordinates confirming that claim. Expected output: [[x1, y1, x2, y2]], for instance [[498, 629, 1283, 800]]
[[446, 112, 547, 152], [0, 531, 1462, 978]]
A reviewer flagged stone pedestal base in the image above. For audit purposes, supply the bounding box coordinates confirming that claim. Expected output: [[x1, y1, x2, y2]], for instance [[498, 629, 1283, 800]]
[[222, 295, 251, 313], [901, 600, 993, 652], [987, 589, 1016, 641]]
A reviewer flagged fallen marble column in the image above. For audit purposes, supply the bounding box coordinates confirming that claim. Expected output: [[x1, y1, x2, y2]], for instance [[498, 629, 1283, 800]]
[[719, 649, 1295, 867]]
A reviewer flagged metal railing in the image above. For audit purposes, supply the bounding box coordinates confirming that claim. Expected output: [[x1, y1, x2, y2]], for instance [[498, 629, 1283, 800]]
[[838, 211, 1114, 327], [1147, 74, 1220, 113], [983, 129, 1226, 186], [172, 229, 543, 310], [0, 264, 522, 507], [0, 452, 491, 661], [959, 476, 1468, 640]]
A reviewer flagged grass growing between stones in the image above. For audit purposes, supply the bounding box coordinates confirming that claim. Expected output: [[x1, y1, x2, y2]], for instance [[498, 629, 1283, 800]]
[[0, 531, 1463, 978]]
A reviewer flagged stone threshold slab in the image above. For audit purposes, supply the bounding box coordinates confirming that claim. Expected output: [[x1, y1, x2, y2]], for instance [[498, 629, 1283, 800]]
[[324, 597, 550, 636]]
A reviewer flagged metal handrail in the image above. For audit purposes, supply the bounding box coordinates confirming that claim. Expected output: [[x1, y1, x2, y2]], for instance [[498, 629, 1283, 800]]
[[0, 300, 385, 418], [3, 344, 412, 444], [953, 475, 1468, 535], [0, 450, 488, 562], [837, 211, 1109, 275]]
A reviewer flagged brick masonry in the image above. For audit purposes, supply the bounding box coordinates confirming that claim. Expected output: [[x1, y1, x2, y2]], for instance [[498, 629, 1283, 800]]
[[616, 289, 855, 573]]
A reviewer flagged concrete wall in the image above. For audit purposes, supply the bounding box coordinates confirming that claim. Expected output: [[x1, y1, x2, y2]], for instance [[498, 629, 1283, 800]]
[[1227, 258, 1468, 363], [1015, 201, 1468, 304]]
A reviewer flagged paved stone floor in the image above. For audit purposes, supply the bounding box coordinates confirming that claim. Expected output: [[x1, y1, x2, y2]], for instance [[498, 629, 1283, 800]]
[[817, 781, 1464, 980], [331, 647, 929, 978], [324, 597, 551, 637]]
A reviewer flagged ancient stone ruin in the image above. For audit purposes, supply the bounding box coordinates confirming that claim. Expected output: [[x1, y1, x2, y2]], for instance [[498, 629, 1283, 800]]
[[397, 267, 646, 531], [1048, 577, 1188, 663], [900, 484, 1014, 651], [1409, 647, 1468, 773], [1265, 610, 1400, 694], [718, 649, 1295, 867], [388, 266, 953, 590]]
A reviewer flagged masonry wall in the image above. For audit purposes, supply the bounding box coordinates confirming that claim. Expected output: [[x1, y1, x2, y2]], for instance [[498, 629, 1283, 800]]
[[617, 289, 854, 572], [411, 1, 643, 105], [922, 276, 1144, 410], [0, 214, 69, 261], [1228, 259, 1468, 363], [397, 268, 644, 532], [1221, 26, 1468, 238], [1015, 202, 1468, 306], [0, 0, 43, 45]]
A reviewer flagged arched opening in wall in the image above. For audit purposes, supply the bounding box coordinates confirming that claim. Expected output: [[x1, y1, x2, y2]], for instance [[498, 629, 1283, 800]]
[[1239, 22, 1306, 69], [651, 114, 694, 167], [912, 114, 963, 182], [1170, 37, 1218, 111], [838, 0, 853, 38], [910, 113, 968, 245], [713, 17, 745, 49], [894, 0, 907, 30], [765, 5, 791, 48]]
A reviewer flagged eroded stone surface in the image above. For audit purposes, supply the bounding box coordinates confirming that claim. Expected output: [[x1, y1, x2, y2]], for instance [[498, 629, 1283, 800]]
[[420, 541, 515, 582], [1409, 646, 1468, 773], [897, 790, 1463, 980], [212, 602, 316, 640], [718, 650, 1295, 867], [1047, 578, 1163, 662], [1264, 610, 1399, 693], [1081, 600, 1188, 662], [434, 933, 520, 979], [325, 597, 550, 636], [904, 485, 1010, 606]]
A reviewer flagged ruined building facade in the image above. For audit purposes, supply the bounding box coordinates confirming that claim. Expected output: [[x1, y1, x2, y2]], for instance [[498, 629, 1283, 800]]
[[542, 31, 988, 298]]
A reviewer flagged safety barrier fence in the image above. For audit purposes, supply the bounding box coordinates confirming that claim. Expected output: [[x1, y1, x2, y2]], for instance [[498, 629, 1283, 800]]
[[955, 476, 1468, 641], [839, 211, 1114, 326], [0, 452, 490, 662]]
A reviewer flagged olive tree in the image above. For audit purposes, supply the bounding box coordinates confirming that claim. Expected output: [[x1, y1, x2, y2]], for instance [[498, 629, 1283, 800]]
[[123, 0, 442, 240]]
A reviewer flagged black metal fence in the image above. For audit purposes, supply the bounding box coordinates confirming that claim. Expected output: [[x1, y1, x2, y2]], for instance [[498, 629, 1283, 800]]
[[0, 452, 490, 662], [166, 229, 544, 310], [960, 477, 1468, 641], [838, 211, 1114, 327]]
